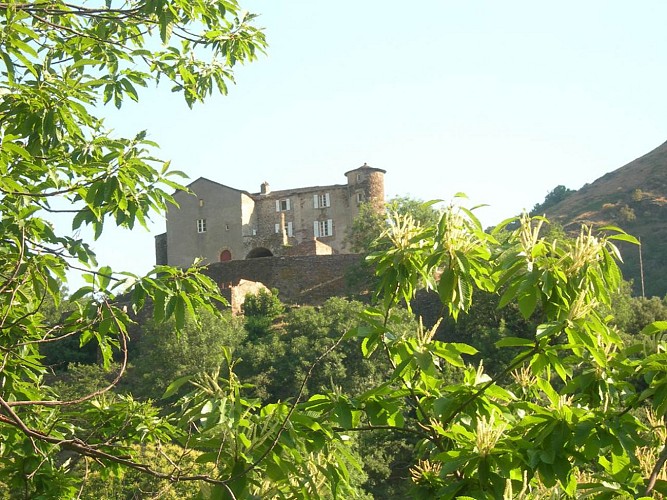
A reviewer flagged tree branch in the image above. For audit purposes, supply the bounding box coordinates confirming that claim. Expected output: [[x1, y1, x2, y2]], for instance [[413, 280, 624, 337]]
[[440, 344, 540, 428], [645, 435, 667, 495], [225, 329, 350, 484], [8, 301, 128, 407]]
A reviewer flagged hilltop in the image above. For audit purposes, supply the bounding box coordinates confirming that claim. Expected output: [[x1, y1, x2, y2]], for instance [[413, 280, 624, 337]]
[[541, 140, 667, 297]]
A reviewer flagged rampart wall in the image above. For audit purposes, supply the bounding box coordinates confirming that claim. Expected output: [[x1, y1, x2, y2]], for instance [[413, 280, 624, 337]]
[[205, 254, 363, 305]]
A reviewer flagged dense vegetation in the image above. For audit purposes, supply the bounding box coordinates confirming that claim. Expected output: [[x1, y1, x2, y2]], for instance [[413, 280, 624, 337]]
[[537, 142, 667, 298], [30, 273, 667, 498], [2, 0, 667, 497]]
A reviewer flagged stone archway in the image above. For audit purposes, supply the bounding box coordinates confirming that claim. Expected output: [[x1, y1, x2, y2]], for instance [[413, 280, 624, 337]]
[[246, 247, 273, 259], [219, 249, 232, 262]]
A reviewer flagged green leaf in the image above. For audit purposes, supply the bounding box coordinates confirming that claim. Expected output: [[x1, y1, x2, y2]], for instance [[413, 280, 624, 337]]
[[2, 141, 32, 160], [495, 337, 534, 348], [70, 58, 104, 70], [640, 321, 667, 336], [162, 374, 193, 399], [517, 287, 538, 318]]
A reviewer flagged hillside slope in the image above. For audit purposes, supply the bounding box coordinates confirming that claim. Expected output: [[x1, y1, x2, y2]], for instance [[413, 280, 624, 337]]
[[544, 140, 667, 297]]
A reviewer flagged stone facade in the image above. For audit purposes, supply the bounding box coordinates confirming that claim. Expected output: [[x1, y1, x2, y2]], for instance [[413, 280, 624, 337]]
[[156, 164, 385, 267], [206, 254, 364, 305]]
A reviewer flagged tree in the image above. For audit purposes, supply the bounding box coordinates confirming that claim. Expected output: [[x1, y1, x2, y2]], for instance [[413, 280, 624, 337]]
[[345, 196, 441, 254], [531, 184, 575, 214], [241, 288, 285, 339], [3, 0, 667, 494], [236, 297, 415, 403], [0, 0, 271, 496], [126, 309, 246, 400], [345, 196, 441, 294], [336, 211, 667, 497]]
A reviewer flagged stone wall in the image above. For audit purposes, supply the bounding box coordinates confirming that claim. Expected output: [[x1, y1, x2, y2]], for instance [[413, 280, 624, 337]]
[[155, 233, 167, 265], [286, 239, 333, 256], [166, 178, 246, 267], [249, 184, 354, 255], [229, 279, 269, 314], [158, 165, 386, 266], [205, 254, 363, 305]]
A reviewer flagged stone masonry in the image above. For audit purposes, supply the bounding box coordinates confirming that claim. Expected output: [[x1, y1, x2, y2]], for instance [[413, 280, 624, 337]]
[[155, 164, 386, 268], [206, 254, 364, 305]]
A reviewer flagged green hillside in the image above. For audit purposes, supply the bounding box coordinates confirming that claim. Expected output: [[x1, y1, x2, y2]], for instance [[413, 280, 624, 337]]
[[543, 140, 667, 297]]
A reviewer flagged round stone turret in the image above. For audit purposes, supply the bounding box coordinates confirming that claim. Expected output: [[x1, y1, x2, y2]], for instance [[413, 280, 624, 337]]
[[345, 163, 386, 210]]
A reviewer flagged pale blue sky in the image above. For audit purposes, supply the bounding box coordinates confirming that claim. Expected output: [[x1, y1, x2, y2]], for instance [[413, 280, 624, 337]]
[[87, 1, 667, 280]]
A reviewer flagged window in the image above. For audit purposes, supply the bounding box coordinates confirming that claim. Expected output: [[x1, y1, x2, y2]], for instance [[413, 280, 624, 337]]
[[196, 219, 206, 233], [313, 219, 333, 237], [275, 199, 291, 212], [313, 193, 331, 208], [356, 173, 363, 182], [275, 221, 294, 236], [356, 192, 365, 204], [199, 199, 204, 207]]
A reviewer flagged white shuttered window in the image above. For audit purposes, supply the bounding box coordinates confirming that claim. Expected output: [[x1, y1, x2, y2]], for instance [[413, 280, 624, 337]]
[[275, 222, 294, 236], [275, 199, 291, 211], [313, 193, 331, 208], [313, 219, 333, 237]]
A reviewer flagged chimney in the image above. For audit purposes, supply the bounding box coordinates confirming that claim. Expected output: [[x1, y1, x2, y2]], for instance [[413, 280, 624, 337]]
[[260, 181, 270, 195]]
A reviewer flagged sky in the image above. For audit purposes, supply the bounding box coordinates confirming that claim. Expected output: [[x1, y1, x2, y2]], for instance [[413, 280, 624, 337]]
[[83, 0, 667, 281]]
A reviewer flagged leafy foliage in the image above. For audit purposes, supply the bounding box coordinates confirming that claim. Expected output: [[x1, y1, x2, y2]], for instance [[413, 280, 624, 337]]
[[345, 196, 441, 254], [346, 209, 667, 498], [236, 297, 415, 403], [531, 184, 575, 215], [0, 0, 270, 495], [241, 288, 285, 339], [344, 196, 442, 294], [2, 0, 667, 495], [126, 309, 246, 399]]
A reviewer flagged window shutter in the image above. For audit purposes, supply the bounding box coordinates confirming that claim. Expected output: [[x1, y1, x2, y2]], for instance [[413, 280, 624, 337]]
[[313, 194, 319, 209], [327, 219, 333, 236], [275, 223, 280, 233], [287, 221, 293, 236], [275, 200, 280, 212], [313, 221, 319, 238], [325, 193, 330, 207]]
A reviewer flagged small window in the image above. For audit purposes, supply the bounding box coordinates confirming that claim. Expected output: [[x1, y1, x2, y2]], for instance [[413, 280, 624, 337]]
[[313, 193, 331, 209], [196, 219, 207, 233], [356, 173, 363, 182], [313, 219, 333, 238], [199, 199, 204, 207], [275, 199, 291, 212], [225, 224, 230, 231], [356, 192, 364, 204], [275, 222, 294, 237], [252, 228, 257, 236]]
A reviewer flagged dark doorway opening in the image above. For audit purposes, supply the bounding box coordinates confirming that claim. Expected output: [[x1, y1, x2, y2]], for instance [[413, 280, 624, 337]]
[[246, 247, 273, 259]]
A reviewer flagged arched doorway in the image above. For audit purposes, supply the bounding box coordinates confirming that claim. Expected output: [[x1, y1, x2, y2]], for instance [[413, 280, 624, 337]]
[[246, 247, 273, 259], [219, 249, 232, 262]]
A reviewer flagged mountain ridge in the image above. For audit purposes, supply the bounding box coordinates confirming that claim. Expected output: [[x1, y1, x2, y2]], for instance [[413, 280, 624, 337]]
[[542, 140, 667, 297]]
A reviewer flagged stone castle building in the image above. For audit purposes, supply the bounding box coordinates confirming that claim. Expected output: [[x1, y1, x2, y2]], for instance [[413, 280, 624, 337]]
[[155, 164, 385, 267]]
